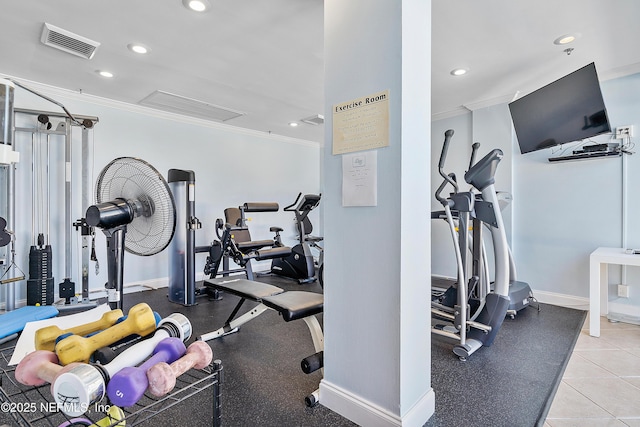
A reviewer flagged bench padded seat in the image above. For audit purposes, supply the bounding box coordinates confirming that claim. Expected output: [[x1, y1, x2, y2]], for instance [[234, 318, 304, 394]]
[[261, 291, 324, 322], [236, 239, 276, 252], [204, 278, 283, 300]]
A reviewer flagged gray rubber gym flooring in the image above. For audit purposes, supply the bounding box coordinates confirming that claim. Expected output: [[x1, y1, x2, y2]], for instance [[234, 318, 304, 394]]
[[0, 274, 585, 426]]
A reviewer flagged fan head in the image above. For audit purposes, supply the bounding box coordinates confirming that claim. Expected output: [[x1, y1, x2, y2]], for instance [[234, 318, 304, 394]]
[[94, 157, 176, 256]]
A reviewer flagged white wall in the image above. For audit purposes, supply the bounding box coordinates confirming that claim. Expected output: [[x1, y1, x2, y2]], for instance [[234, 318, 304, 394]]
[[2, 80, 320, 304], [431, 71, 640, 315]]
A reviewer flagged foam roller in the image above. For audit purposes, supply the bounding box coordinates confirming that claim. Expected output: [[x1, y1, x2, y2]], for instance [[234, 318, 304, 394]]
[[34, 309, 124, 351], [107, 337, 186, 407], [55, 303, 156, 365], [147, 341, 213, 397]]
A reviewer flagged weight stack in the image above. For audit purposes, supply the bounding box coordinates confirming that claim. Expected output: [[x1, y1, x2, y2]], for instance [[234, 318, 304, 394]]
[[27, 245, 54, 305]]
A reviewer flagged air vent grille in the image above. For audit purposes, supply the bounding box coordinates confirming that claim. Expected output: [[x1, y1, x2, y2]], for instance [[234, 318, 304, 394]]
[[301, 114, 325, 125], [139, 90, 245, 122], [40, 23, 100, 59]]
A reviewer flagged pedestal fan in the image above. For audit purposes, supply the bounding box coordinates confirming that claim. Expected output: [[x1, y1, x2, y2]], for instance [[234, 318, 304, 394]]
[[86, 157, 176, 309]]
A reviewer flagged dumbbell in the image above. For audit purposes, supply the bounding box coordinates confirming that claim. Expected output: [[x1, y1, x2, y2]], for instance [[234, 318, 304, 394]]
[[52, 313, 191, 416], [35, 309, 124, 352], [107, 337, 186, 407], [55, 303, 156, 365], [91, 312, 162, 364], [147, 341, 213, 397], [14, 350, 81, 388], [91, 334, 147, 365]]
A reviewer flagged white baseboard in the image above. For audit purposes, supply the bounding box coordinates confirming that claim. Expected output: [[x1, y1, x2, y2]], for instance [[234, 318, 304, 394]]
[[0, 273, 213, 310], [530, 288, 589, 311], [319, 380, 435, 427], [607, 302, 640, 325]]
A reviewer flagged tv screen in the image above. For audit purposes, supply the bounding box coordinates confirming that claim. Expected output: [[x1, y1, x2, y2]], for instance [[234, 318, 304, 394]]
[[508, 63, 611, 154]]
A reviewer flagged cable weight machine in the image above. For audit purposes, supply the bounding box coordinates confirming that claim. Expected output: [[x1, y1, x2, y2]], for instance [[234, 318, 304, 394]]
[[2, 78, 99, 311]]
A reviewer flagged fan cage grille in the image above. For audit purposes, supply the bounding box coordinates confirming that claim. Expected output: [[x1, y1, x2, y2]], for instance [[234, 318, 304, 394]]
[[95, 157, 175, 256]]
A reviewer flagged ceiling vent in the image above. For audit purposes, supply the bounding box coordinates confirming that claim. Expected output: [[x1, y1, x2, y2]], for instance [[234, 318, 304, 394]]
[[301, 114, 325, 125], [40, 23, 100, 59], [139, 90, 245, 122]]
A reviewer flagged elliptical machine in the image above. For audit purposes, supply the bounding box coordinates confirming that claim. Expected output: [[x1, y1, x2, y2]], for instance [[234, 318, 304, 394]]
[[459, 142, 533, 318], [271, 193, 323, 285], [431, 129, 511, 360]]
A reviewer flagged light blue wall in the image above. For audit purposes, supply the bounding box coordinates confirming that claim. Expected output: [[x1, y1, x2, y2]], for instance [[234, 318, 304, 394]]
[[432, 72, 640, 314], [599, 73, 640, 314], [322, 0, 433, 424], [3, 83, 320, 303]]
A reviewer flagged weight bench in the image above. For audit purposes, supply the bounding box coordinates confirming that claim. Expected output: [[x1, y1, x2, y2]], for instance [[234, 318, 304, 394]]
[[198, 277, 324, 406]]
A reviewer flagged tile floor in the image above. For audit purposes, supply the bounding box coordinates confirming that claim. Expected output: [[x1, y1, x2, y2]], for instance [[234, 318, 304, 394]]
[[544, 315, 640, 427]]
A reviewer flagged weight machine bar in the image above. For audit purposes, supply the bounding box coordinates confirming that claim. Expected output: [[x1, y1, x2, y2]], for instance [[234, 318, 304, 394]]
[[31, 132, 36, 244], [64, 118, 71, 278], [2, 78, 16, 310], [81, 126, 90, 299], [10, 82, 84, 127], [6, 163, 16, 311], [14, 107, 98, 124], [46, 132, 51, 245], [14, 127, 67, 135]]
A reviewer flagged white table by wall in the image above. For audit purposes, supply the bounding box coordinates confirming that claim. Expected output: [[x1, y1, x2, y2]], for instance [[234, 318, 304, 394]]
[[589, 247, 640, 337]]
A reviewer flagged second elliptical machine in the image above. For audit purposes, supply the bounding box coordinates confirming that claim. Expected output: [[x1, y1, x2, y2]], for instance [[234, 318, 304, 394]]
[[431, 129, 511, 360]]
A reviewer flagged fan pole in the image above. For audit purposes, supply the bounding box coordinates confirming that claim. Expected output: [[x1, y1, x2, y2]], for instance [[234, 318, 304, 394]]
[[103, 226, 126, 309]]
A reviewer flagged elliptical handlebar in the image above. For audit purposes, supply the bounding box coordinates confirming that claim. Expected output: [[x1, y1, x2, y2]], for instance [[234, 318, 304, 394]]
[[435, 129, 459, 204], [438, 129, 455, 170], [283, 192, 322, 213], [435, 173, 457, 204], [468, 142, 481, 173], [283, 192, 303, 211]]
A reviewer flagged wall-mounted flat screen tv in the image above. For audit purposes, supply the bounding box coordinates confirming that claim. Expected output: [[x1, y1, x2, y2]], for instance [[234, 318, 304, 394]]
[[508, 62, 611, 154]]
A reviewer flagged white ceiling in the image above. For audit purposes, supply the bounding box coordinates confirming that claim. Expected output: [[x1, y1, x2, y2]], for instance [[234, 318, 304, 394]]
[[2, 0, 640, 143]]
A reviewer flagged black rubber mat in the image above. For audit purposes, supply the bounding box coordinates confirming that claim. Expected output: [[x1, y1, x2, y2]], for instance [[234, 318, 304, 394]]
[[0, 275, 584, 427]]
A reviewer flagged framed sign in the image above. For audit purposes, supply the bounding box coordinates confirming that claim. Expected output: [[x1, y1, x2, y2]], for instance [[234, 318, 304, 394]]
[[332, 90, 389, 155]]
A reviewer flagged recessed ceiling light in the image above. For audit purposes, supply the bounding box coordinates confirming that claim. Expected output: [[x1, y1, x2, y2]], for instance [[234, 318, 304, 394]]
[[554, 33, 580, 45], [288, 122, 299, 127], [450, 68, 468, 76], [128, 43, 149, 54], [96, 70, 114, 78], [182, 0, 210, 12]]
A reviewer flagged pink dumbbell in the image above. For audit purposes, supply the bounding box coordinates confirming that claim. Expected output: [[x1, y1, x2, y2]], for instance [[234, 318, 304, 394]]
[[15, 350, 80, 388], [147, 341, 213, 397]]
